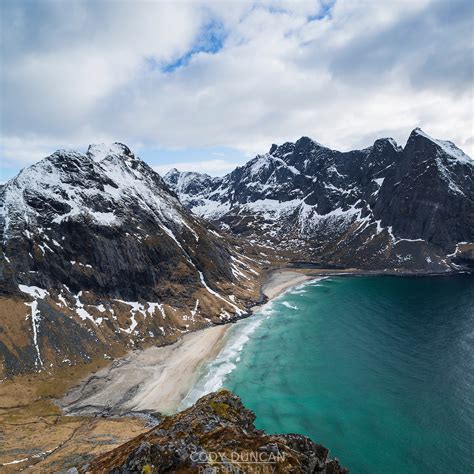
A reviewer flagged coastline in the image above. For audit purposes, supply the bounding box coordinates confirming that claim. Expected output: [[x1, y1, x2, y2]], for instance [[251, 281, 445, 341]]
[[5, 270, 470, 470], [259, 269, 315, 300], [60, 324, 230, 416], [61, 266, 460, 416], [60, 269, 316, 416]]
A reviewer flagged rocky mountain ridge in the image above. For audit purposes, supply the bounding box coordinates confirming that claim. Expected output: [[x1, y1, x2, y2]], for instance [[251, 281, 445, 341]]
[[165, 128, 474, 272], [0, 143, 261, 377]]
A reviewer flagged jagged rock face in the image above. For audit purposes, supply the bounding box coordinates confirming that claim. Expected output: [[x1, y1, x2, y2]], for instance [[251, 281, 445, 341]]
[[164, 129, 474, 271], [0, 144, 261, 376], [374, 130, 474, 247], [84, 389, 347, 474], [163, 168, 223, 209]]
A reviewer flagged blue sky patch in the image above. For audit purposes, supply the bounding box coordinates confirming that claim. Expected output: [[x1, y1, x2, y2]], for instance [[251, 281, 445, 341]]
[[161, 18, 227, 73]]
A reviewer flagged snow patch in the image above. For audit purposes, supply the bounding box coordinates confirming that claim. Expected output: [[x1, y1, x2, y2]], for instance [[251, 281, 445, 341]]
[[19, 285, 49, 299], [19, 285, 49, 369], [414, 128, 472, 164], [198, 271, 244, 315], [75, 292, 103, 325], [147, 302, 166, 319]]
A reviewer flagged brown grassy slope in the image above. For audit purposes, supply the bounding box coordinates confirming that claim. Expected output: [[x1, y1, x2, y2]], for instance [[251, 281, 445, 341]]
[[0, 358, 149, 472]]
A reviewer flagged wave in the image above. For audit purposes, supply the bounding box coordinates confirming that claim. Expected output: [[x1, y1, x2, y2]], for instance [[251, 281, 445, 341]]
[[179, 276, 329, 409], [179, 303, 275, 409], [287, 276, 327, 295]]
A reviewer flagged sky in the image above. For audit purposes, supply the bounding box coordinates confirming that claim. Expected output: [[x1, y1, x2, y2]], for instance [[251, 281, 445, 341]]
[[1, 0, 473, 182]]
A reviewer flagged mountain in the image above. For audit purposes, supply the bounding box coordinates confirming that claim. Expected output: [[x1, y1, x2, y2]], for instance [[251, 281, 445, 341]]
[[0, 143, 261, 377], [85, 389, 347, 473], [164, 128, 474, 272]]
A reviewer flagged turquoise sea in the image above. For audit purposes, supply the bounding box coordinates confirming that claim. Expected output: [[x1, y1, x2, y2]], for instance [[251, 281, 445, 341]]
[[184, 275, 474, 473]]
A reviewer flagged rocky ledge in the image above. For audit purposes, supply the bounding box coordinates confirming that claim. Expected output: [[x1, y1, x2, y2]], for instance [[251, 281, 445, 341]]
[[83, 389, 347, 473]]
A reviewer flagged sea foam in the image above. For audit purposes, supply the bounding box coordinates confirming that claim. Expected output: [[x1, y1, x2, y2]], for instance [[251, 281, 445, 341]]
[[179, 302, 275, 409], [179, 277, 326, 409]]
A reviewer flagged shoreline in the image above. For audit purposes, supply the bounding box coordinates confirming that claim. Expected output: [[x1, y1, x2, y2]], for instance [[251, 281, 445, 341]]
[[60, 269, 317, 416], [60, 324, 230, 416], [59, 267, 468, 416], [260, 269, 315, 300]]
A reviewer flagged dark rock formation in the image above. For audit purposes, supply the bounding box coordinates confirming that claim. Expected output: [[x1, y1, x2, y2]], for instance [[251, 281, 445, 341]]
[[84, 389, 348, 473], [165, 129, 474, 272], [0, 144, 261, 376]]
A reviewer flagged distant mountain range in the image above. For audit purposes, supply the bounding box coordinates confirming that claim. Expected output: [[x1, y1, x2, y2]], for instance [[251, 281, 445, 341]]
[[0, 143, 260, 377], [0, 129, 472, 377], [165, 128, 473, 272]]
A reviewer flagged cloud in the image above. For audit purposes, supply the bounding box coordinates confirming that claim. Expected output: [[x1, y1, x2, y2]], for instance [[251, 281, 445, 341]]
[[153, 159, 242, 176], [0, 135, 66, 178], [1, 0, 472, 177]]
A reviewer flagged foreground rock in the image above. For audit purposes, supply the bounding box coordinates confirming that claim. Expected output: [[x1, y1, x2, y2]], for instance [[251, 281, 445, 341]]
[[84, 390, 347, 473]]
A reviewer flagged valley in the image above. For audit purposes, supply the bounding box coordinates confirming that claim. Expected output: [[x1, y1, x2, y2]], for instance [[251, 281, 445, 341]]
[[0, 129, 472, 472]]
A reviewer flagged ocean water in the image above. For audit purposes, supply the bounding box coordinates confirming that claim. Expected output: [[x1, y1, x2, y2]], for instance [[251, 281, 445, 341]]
[[186, 275, 474, 473]]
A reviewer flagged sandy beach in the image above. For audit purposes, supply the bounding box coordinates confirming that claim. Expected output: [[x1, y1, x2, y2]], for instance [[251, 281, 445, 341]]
[[60, 269, 315, 416], [260, 269, 314, 300]]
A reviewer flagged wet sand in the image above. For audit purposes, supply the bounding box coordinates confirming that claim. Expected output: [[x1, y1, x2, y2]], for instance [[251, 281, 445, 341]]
[[260, 269, 314, 300], [60, 269, 315, 415], [60, 325, 229, 416]]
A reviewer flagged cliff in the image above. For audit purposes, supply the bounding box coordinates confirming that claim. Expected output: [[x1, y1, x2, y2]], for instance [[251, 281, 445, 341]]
[[165, 129, 474, 272], [84, 389, 347, 473], [0, 143, 261, 377]]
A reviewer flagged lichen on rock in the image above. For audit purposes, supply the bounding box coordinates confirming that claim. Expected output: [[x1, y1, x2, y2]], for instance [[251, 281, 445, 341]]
[[83, 389, 348, 473]]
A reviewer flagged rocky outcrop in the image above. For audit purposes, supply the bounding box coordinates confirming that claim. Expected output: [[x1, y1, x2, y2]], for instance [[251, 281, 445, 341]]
[[164, 129, 474, 272], [0, 144, 261, 377], [84, 389, 347, 473]]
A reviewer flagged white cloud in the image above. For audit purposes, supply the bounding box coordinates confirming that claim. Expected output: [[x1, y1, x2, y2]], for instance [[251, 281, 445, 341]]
[[1, 0, 472, 176], [0, 136, 64, 168]]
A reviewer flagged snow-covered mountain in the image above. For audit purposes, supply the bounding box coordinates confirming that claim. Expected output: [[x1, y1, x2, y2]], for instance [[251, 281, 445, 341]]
[[0, 143, 261, 376], [1, 130, 472, 377], [164, 129, 474, 271]]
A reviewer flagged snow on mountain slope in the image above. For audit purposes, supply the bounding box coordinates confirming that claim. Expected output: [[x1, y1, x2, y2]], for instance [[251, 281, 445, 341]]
[[0, 144, 261, 376], [2, 143, 184, 238], [411, 128, 471, 164], [164, 129, 474, 271]]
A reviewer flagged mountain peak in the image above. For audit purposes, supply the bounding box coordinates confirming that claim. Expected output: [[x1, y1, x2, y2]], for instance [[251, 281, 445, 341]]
[[268, 136, 327, 157], [409, 127, 438, 143], [295, 135, 325, 148], [1, 144, 261, 377], [373, 137, 401, 151], [408, 128, 472, 163], [87, 142, 133, 161], [163, 168, 180, 181]]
